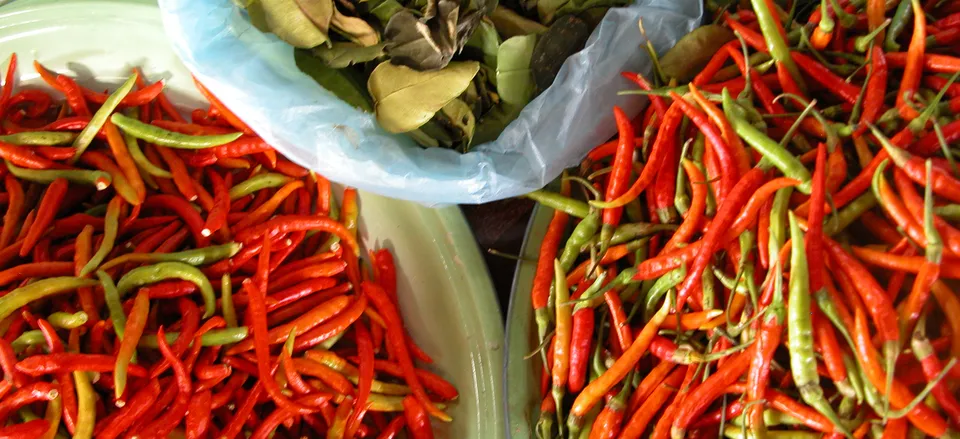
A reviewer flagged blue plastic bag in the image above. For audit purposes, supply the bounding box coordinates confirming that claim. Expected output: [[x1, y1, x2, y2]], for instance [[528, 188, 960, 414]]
[[158, 0, 702, 205]]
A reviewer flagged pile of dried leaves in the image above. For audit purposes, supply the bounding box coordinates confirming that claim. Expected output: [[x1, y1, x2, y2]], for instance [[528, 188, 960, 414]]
[[242, 0, 629, 151]]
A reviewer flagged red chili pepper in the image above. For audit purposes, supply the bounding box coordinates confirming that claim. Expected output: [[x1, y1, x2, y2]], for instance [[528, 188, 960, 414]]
[[619, 366, 686, 439], [593, 102, 682, 209], [602, 106, 637, 233], [192, 77, 254, 135], [791, 53, 862, 105], [54, 75, 91, 117], [96, 379, 160, 439], [670, 349, 754, 438], [675, 169, 766, 308], [20, 178, 68, 257], [363, 282, 449, 421], [401, 395, 434, 439], [0, 54, 16, 119], [898, 0, 927, 120], [0, 419, 50, 438], [0, 381, 59, 423]]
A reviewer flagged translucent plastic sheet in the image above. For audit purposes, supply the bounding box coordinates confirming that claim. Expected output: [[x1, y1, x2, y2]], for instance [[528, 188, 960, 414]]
[[159, 0, 702, 205]]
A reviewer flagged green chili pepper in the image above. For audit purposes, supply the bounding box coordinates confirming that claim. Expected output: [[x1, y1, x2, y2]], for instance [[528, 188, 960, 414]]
[[624, 198, 645, 223], [776, 94, 841, 152], [79, 197, 122, 276], [702, 263, 717, 310], [730, 409, 803, 427], [317, 194, 343, 254], [823, 192, 877, 236], [5, 161, 111, 189], [47, 311, 88, 329], [558, 211, 599, 272], [769, 187, 794, 260], [100, 242, 242, 271], [722, 425, 820, 439], [674, 162, 690, 216], [228, 172, 293, 200], [138, 327, 249, 348], [221, 274, 238, 328], [123, 109, 172, 178], [40, 392, 63, 439], [73, 370, 97, 439], [569, 272, 610, 311], [787, 212, 851, 436], [591, 314, 608, 379], [643, 265, 687, 319], [0, 131, 76, 145], [84, 204, 108, 217], [11, 330, 46, 352], [723, 90, 812, 193], [320, 329, 347, 350], [582, 224, 675, 251], [525, 190, 590, 218], [841, 353, 866, 404], [854, 21, 892, 53], [110, 113, 243, 149], [97, 271, 127, 340], [713, 266, 753, 297], [885, 0, 912, 51], [72, 74, 137, 162], [117, 262, 217, 318], [934, 204, 960, 221], [0, 277, 98, 322]]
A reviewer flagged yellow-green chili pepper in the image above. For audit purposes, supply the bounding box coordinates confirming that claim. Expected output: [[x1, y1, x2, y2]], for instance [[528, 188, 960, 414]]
[[72, 74, 137, 162], [116, 262, 217, 318], [227, 172, 293, 200], [0, 277, 98, 322], [111, 113, 242, 149], [5, 161, 111, 190], [99, 242, 242, 271], [0, 131, 76, 145], [79, 197, 123, 276]]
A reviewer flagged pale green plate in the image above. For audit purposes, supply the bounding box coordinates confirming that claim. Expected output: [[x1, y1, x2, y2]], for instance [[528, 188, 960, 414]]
[[505, 205, 553, 438], [0, 1, 506, 437]]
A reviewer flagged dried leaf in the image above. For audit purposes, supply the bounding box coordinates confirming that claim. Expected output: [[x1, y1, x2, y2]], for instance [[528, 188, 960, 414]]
[[441, 98, 476, 147], [385, 0, 490, 71], [368, 60, 480, 133], [384, 5, 456, 71], [260, 0, 329, 48], [660, 24, 735, 82], [549, 0, 628, 24], [530, 15, 589, 94], [489, 5, 547, 38], [368, 0, 405, 25], [311, 42, 386, 68], [295, 49, 373, 112], [465, 19, 502, 69], [331, 4, 381, 47], [473, 103, 522, 144], [294, 0, 334, 34], [246, 1, 270, 32], [496, 34, 537, 106]]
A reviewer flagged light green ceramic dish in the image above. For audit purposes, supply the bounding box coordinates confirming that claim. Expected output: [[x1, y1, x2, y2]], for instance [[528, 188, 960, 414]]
[[0, 2, 506, 437], [505, 205, 553, 438]]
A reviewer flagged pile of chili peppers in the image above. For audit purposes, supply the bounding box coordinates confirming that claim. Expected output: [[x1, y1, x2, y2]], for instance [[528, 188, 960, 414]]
[[526, 0, 960, 437], [0, 54, 457, 438]]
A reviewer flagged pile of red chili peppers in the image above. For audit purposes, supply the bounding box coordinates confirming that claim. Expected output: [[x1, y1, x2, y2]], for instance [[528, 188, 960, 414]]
[[526, 0, 960, 437], [0, 54, 456, 438]]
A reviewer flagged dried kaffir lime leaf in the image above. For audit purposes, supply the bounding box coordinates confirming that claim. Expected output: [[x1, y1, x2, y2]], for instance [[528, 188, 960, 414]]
[[530, 15, 589, 94], [260, 0, 330, 48], [660, 24, 735, 82], [367, 60, 480, 133]]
